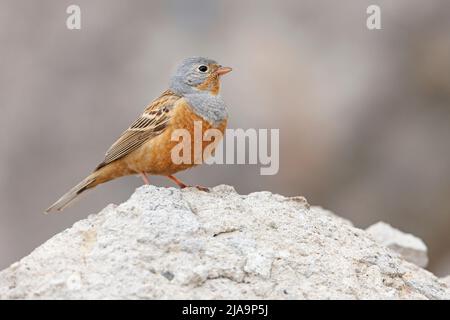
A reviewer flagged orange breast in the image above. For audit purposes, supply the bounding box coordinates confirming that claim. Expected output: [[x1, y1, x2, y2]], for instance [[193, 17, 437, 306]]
[[124, 99, 227, 175]]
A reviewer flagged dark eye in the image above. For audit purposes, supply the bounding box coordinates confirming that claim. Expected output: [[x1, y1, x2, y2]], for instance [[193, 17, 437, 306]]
[[198, 65, 208, 72]]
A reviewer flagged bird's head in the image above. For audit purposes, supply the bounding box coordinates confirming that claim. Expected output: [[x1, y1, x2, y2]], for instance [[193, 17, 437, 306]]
[[169, 57, 232, 96]]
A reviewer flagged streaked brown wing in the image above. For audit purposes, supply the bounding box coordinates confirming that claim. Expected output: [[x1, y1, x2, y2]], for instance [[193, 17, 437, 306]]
[[95, 90, 180, 170]]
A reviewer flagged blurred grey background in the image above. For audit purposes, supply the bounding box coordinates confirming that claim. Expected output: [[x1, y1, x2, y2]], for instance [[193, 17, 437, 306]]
[[1, 0, 450, 276]]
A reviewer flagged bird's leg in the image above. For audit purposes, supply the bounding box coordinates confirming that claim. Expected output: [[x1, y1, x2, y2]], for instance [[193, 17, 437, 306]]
[[140, 172, 150, 185], [167, 175, 187, 188], [167, 175, 209, 192]]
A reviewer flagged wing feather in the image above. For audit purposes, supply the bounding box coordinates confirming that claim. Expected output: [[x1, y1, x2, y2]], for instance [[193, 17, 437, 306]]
[[95, 90, 180, 170]]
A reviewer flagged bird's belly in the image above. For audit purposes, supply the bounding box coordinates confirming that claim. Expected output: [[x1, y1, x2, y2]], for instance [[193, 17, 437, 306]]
[[125, 104, 227, 175]]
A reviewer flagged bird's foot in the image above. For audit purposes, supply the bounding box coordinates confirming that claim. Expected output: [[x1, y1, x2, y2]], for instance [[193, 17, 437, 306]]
[[180, 184, 209, 192], [194, 185, 210, 192], [167, 175, 209, 192]]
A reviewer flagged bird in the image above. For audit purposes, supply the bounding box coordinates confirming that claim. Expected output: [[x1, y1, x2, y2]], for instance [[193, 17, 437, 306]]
[[46, 57, 232, 213]]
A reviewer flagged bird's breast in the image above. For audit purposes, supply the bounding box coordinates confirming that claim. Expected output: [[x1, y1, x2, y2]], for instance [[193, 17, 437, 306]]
[[125, 99, 227, 175]]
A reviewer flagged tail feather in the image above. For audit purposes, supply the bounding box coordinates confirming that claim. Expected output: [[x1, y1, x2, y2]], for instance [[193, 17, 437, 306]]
[[45, 174, 97, 213]]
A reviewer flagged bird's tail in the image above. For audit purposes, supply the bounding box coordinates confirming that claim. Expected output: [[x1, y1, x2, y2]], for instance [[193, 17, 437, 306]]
[[45, 173, 98, 213]]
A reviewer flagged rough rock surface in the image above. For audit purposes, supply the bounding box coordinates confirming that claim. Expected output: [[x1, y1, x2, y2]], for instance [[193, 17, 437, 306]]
[[0, 185, 449, 299], [441, 276, 450, 288], [366, 222, 429, 268]]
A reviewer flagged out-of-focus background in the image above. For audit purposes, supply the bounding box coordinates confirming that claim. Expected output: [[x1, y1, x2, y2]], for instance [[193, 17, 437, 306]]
[[1, 0, 449, 275]]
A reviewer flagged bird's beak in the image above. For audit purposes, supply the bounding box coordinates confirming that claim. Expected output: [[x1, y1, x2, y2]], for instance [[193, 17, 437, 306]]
[[216, 66, 232, 76]]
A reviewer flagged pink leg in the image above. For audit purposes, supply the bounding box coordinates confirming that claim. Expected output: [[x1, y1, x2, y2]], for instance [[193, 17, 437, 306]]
[[140, 172, 150, 185], [167, 175, 187, 188], [167, 175, 209, 192]]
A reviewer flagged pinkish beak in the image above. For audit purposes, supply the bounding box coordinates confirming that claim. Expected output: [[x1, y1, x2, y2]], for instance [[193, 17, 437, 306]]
[[216, 66, 232, 76]]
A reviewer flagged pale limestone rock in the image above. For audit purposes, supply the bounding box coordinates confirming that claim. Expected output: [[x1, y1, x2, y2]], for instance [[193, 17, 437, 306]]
[[366, 222, 428, 268], [0, 185, 448, 299], [440, 276, 450, 287]]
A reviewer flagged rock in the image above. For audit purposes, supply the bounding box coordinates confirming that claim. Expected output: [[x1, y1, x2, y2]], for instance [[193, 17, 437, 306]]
[[366, 222, 428, 268], [440, 276, 450, 287], [0, 185, 448, 299]]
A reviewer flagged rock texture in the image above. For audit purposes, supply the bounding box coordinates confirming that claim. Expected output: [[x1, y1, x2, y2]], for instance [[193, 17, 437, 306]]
[[366, 222, 429, 268], [441, 276, 450, 288], [0, 185, 449, 299]]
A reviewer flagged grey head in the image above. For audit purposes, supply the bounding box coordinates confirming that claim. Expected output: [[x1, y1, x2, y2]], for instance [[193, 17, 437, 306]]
[[168, 56, 232, 126], [169, 57, 219, 95]]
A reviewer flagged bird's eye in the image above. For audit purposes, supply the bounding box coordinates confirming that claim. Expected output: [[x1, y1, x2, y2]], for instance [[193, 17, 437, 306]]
[[198, 65, 208, 72]]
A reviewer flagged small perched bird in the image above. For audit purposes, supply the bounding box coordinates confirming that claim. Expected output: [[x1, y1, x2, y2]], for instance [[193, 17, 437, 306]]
[[46, 57, 232, 213]]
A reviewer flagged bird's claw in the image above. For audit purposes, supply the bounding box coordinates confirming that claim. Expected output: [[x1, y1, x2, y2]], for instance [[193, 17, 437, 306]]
[[195, 185, 210, 192]]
